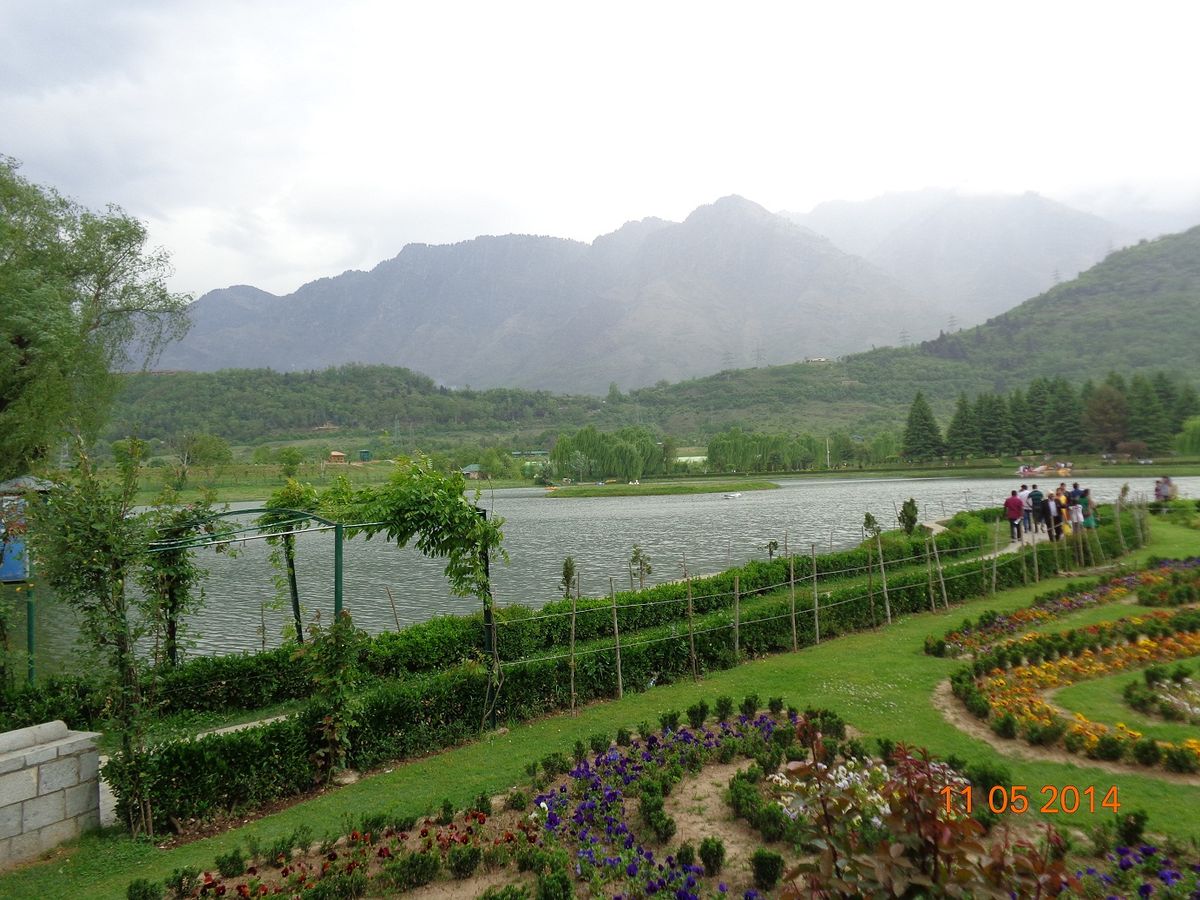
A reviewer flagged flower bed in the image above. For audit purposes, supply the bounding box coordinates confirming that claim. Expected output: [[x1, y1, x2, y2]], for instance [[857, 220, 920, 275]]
[[1123, 663, 1200, 725], [950, 612, 1200, 772], [925, 559, 1200, 659]]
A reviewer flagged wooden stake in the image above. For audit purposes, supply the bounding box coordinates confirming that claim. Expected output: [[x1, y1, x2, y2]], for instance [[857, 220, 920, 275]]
[[686, 572, 697, 680], [991, 525, 1000, 595], [924, 534, 937, 612], [384, 585, 402, 631], [570, 574, 578, 712], [930, 532, 949, 610], [734, 574, 741, 661], [866, 540, 878, 628], [875, 532, 892, 624], [811, 544, 820, 644], [610, 577, 623, 700], [788, 557, 797, 651], [1031, 530, 1040, 582]]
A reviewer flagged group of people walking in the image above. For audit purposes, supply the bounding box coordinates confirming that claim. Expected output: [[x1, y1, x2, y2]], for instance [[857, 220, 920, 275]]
[[1003, 482, 1095, 542]]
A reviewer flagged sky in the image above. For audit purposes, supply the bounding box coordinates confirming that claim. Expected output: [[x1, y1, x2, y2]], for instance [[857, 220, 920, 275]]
[[3, 0, 1199, 298]]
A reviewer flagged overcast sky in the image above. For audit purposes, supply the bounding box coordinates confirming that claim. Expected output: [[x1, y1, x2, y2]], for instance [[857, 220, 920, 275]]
[[3, 0, 1199, 298]]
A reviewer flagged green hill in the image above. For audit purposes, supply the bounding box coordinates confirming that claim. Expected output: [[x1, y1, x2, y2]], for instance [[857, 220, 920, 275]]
[[109, 227, 1200, 446]]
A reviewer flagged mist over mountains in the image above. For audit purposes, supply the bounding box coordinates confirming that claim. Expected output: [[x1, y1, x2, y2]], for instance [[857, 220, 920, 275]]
[[160, 190, 1183, 394]]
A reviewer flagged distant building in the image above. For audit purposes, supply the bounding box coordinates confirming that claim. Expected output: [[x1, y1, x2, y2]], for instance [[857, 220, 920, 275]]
[[461, 463, 484, 480], [328, 451, 347, 464]]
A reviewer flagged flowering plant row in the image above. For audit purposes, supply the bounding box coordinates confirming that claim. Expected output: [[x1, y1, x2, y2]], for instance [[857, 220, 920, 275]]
[[925, 559, 1200, 658], [1137, 558, 1200, 607], [1123, 664, 1200, 726], [952, 616, 1200, 773]]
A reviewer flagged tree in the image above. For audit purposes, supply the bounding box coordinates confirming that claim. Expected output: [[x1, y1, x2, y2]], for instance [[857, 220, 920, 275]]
[[901, 393, 944, 462], [168, 431, 231, 487], [27, 446, 156, 834], [766, 539, 779, 561], [630, 545, 652, 589], [1127, 375, 1172, 454], [898, 497, 920, 535], [944, 394, 978, 460], [1, 158, 190, 479], [277, 446, 304, 478], [1083, 383, 1129, 452], [260, 479, 319, 643], [560, 556, 577, 599]]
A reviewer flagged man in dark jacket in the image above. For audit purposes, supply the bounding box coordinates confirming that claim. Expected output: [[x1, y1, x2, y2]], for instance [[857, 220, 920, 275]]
[[1003, 490, 1025, 542]]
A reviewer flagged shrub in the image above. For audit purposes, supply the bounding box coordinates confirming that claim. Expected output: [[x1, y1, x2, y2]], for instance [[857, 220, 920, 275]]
[[1164, 746, 1199, 773], [756, 802, 790, 842], [1116, 809, 1149, 847], [572, 739, 586, 764], [699, 836, 726, 875], [506, 790, 529, 811], [715, 696, 734, 721], [471, 792, 493, 815], [301, 871, 367, 899], [537, 870, 573, 900], [615, 727, 632, 747], [448, 843, 483, 879], [768, 696, 785, 715], [1023, 717, 1066, 746], [1133, 738, 1162, 766], [686, 700, 709, 729], [991, 713, 1018, 739], [659, 710, 681, 733], [751, 848, 785, 890], [480, 887, 531, 900], [126, 880, 162, 900], [437, 798, 455, 825], [965, 760, 1011, 794], [740, 694, 760, 717], [540, 752, 570, 778], [1090, 734, 1124, 761], [164, 867, 200, 899], [215, 847, 245, 878], [675, 841, 695, 867], [380, 851, 441, 890], [588, 732, 610, 755]]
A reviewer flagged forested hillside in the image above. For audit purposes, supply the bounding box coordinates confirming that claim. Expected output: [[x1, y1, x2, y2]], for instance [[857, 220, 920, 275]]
[[109, 226, 1200, 448]]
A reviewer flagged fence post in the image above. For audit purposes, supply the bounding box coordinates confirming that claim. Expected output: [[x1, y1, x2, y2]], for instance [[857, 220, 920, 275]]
[[25, 585, 35, 685], [924, 534, 937, 612], [875, 531, 892, 624], [1113, 499, 1128, 554], [866, 541, 878, 628], [1019, 532, 1029, 585], [1031, 530, 1040, 582], [687, 573, 698, 680], [788, 557, 797, 651], [570, 573, 578, 713], [811, 544, 820, 644], [609, 577, 623, 700], [734, 574, 741, 661], [930, 532, 949, 609], [991, 525, 1000, 595]]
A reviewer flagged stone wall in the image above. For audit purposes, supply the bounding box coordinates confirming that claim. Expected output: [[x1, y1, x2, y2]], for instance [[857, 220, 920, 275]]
[[0, 721, 101, 869]]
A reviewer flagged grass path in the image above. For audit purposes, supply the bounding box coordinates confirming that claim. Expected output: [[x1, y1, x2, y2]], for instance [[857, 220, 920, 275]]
[[4, 522, 1198, 899]]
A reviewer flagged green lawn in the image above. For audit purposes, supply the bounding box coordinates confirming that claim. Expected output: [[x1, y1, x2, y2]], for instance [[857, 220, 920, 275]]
[[1051, 656, 1200, 744], [3, 521, 1198, 899]]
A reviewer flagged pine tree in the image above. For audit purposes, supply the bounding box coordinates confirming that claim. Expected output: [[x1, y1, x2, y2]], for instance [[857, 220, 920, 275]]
[[1044, 378, 1084, 455], [902, 392, 944, 461], [975, 393, 1015, 456], [1084, 383, 1129, 452], [1127, 375, 1172, 454], [1008, 388, 1032, 452], [945, 393, 979, 459]]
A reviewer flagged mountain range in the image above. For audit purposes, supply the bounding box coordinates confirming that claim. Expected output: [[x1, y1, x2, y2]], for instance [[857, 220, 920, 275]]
[[158, 190, 1176, 394]]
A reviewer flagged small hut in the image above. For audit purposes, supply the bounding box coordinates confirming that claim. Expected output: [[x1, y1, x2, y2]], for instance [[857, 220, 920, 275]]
[[328, 451, 347, 464]]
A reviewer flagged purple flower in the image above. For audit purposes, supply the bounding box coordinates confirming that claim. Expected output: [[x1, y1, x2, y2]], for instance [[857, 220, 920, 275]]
[[1137, 884, 1152, 897], [718, 884, 727, 894], [626, 862, 639, 877]]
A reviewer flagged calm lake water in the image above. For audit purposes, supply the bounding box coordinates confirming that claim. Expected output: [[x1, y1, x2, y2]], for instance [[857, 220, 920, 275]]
[[15, 474, 1195, 673]]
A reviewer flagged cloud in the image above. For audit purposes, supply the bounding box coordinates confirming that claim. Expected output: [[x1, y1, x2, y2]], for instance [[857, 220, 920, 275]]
[[3, 0, 1200, 296]]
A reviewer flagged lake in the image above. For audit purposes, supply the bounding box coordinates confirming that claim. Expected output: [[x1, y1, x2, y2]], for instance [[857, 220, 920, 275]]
[[14, 473, 1192, 673]]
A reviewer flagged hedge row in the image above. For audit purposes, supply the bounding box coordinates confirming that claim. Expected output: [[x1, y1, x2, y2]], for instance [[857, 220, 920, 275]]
[[109, 512, 1144, 829], [2, 513, 990, 730]]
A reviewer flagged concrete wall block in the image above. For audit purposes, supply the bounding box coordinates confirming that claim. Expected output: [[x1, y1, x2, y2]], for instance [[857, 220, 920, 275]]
[[53, 736, 98, 759], [0, 721, 68, 756], [0, 804, 21, 840], [79, 753, 99, 784], [0, 836, 10, 867], [37, 818, 78, 851], [38, 757, 79, 795], [0, 770, 37, 808], [0, 753, 26, 776], [5, 829, 45, 865], [22, 747, 58, 767], [64, 781, 96, 819], [20, 791, 64, 831], [76, 808, 100, 833]]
